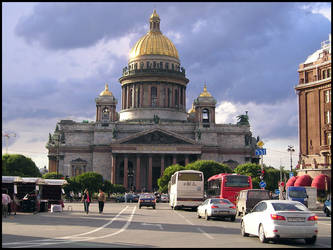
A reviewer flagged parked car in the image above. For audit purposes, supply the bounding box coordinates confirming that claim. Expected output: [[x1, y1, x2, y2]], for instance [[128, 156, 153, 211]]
[[241, 200, 318, 244], [115, 194, 125, 203], [236, 189, 271, 216], [323, 197, 331, 217], [160, 194, 169, 203], [139, 193, 156, 209], [132, 194, 139, 203], [197, 198, 236, 221]]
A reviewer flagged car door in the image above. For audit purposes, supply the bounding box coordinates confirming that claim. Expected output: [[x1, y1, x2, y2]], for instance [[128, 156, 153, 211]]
[[198, 200, 207, 217], [245, 201, 266, 235]]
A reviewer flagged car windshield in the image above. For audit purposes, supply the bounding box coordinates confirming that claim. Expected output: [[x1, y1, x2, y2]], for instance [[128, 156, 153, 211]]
[[289, 190, 307, 198], [211, 198, 231, 204], [272, 203, 308, 211], [140, 194, 153, 199], [248, 191, 270, 199]]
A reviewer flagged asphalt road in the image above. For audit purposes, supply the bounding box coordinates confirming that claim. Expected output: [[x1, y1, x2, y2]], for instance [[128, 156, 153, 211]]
[[2, 202, 331, 248]]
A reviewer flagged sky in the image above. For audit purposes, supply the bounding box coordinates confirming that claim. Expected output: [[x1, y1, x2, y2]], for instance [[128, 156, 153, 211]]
[[2, 2, 331, 172]]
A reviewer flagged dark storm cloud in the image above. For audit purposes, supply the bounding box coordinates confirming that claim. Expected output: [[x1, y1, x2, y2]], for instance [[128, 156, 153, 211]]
[[11, 2, 331, 141]]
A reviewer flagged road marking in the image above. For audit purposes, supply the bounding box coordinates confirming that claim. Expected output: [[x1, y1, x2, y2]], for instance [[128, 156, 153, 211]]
[[141, 222, 164, 230], [174, 210, 214, 239], [2, 205, 136, 248]]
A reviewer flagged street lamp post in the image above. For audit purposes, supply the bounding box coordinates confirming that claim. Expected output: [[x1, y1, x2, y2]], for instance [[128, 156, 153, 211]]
[[287, 145, 295, 172]]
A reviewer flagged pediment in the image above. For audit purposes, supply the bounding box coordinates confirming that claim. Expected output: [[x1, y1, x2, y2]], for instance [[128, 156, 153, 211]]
[[114, 128, 197, 145]]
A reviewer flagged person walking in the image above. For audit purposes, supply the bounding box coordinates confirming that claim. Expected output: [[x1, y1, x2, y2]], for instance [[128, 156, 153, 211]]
[[81, 189, 91, 214], [13, 194, 20, 215], [97, 189, 106, 214], [2, 190, 11, 217]]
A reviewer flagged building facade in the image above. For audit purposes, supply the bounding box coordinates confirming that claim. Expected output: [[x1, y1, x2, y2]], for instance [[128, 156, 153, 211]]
[[295, 34, 331, 179], [47, 11, 259, 192]]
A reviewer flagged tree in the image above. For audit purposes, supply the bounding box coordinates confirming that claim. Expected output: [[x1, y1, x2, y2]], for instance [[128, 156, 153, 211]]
[[185, 160, 232, 190], [157, 164, 185, 193], [234, 163, 261, 189], [75, 172, 104, 194], [63, 176, 82, 195], [2, 154, 41, 177], [42, 172, 64, 179]]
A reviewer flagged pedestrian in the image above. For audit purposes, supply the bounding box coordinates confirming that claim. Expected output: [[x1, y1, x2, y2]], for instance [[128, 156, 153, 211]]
[[97, 189, 106, 214], [78, 192, 82, 201], [81, 189, 91, 214], [2, 190, 11, 217], [124, 192, 128, 203], [13, 194, 20, 215]]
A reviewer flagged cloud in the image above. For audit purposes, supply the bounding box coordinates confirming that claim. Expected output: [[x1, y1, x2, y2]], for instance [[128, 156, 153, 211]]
[[300, 3, 331, 22]]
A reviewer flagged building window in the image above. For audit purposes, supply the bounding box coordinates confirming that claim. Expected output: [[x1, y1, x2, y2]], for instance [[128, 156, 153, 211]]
[[160, 62, 163, 69], [147, 61, 150, 69], [327, 68, 331, 78], [325, 90, 331, 103], [174, 89, 179, 107], [166, 63, 169, 69], [153, 61, 156, 68], [322, 70, 326, 79], [326, 132, 331, 146], [325, 111, 331, 124], [151, 87, 157, 107], [168, 88, 171, 107], [203, 109, 209, 123], [102, 107, 109, 120]]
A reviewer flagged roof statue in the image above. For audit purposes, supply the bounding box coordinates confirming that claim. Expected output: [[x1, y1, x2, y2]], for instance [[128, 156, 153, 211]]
[[237, 111, 249, 126]]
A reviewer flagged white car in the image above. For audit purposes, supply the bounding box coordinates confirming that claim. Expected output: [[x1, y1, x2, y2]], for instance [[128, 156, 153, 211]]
[[160, 194, 169, 203], [197, 198, 237, 221], [241, 200, 318, 244]]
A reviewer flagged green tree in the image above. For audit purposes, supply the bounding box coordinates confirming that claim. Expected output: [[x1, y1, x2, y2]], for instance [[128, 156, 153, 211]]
[[157, 164, 185, 193], [63, 176, 82, 195], [264, 166, 282, 192], [113, 184, 126, 193], [234, 163, 261, 189], [102, 180, 113, 197], [185, 160, 232, 190], [75, 172, 104, 194], [42, 172, 64, 179], [2, 154, 41, 177]]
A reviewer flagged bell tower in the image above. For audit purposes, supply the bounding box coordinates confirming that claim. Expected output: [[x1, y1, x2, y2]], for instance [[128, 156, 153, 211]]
[[192, 84, 216, 127], [95, 84, 118, 123]]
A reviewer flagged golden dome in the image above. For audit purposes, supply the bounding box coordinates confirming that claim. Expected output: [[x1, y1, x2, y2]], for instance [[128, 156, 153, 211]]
[[188, 103, 195, 114], [100, 84, 113, 96], [199, 84, 212, 97], [129, 10, 179, 60]]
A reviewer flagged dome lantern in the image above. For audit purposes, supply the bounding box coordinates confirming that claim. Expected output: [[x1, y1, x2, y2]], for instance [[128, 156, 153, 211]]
[[150, 9, 161, 32]]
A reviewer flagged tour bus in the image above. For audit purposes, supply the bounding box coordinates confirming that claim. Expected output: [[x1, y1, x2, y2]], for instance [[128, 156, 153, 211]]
[[207, 173, 252, 204], [168, 170, 204, 210]]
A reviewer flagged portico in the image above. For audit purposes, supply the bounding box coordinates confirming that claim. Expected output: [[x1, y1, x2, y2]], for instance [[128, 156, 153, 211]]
[[110, 128, 201, 192]]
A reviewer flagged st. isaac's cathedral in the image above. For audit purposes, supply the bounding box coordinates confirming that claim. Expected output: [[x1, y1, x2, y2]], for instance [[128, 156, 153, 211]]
[[47, 10, 259, 192]]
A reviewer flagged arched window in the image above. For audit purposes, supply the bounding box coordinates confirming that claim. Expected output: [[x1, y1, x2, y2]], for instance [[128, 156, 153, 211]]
[[202, 109, 209, 123], [151, 87, 157, 107], [102, 107, 109, 120]]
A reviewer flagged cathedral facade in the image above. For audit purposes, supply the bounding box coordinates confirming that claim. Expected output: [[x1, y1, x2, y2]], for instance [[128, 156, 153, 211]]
[[47, 11, 259, 192]]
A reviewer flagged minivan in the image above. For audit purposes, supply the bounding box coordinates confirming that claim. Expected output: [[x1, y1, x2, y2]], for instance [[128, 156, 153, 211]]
[[236, 189, 270, 216]]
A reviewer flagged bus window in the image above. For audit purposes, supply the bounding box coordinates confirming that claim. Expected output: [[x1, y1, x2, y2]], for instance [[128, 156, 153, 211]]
[[178, 173, 202, 181], [225, 175, 250, 187]]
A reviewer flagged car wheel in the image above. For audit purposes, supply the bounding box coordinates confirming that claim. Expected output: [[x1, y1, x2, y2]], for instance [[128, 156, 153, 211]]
[[205, 211, 210, 221], [139, 206, 141, 209], [305, 236, 316, 244], [197, 211, 201, 218], [153, 206, 156, 209], [230, 215, 236, 221], [241, 220, 249, 237], [259, 224, 267, 243]]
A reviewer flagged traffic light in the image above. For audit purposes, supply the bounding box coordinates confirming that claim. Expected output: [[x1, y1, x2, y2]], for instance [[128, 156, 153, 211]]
[[260, 169, 265, 180]]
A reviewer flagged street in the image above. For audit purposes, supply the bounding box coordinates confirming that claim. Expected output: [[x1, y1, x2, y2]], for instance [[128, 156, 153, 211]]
[[2, 202, 331, 248]]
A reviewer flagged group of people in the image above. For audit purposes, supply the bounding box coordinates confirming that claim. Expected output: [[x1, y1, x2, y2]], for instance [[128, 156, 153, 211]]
[[2, 189, 20, 217], [81, 188, 106, 214]]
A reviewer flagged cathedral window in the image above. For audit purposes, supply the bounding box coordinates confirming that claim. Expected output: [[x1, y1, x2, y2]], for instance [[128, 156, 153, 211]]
[[322, 70, 326, 79], [140, 62, 144, 69], [166, 62, 169, 69], [328, 68, 331, 78], [151, 87, 157, 107], [160, 62, 163, 69], [172, 64, 174, 70], [147, 61, 150, 69], [153, 61, 156, 68], [102, 107, 110, 120], [134, 63, 137, 69], [202, 109, 209, 123], [174, 89, 179, 107]]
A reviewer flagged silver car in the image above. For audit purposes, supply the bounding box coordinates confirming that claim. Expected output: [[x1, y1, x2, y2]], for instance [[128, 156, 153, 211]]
[[241, 200, 318, 244], [197, 198, 237, 221]]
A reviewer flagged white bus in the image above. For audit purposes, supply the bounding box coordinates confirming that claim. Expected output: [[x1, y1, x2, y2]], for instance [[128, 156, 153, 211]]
[[168, 170, 204, 210]]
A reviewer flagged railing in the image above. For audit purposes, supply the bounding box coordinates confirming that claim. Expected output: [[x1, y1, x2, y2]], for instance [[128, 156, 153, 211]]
[[121, 68, 186, 78]]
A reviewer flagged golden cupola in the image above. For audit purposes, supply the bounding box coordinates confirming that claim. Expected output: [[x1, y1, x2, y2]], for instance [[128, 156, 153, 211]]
[[129, 10, 179, 60], [100, 84, 113, 96]]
